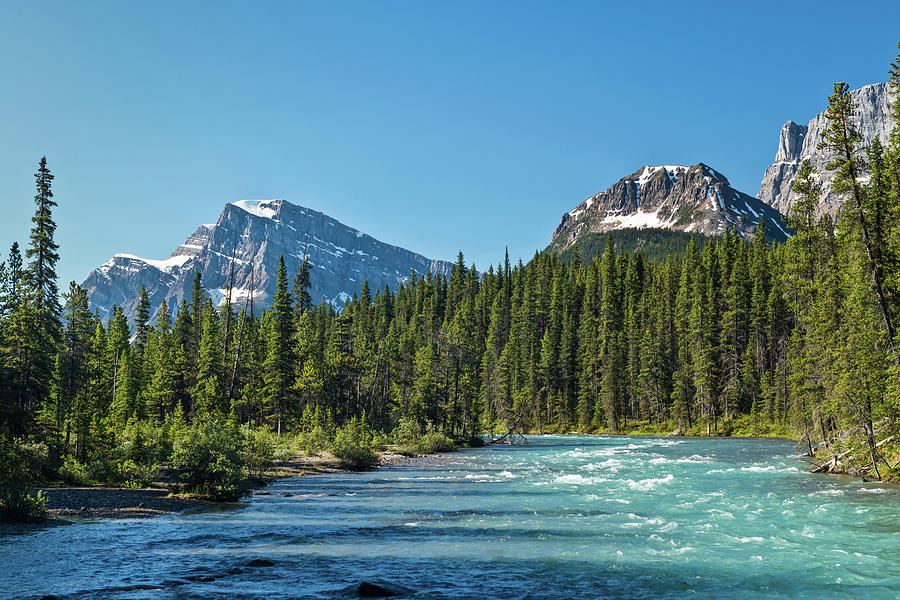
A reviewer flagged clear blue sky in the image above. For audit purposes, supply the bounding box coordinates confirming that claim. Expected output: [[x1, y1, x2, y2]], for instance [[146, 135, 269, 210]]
[[1, 1, 898, 287]]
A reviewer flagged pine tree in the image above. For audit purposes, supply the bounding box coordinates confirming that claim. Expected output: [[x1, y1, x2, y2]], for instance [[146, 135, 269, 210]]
[[599, 236, 622, 431], [148, 300, 178, 422], [821, 82, 896, 350], [133, 286, 151, 380], [264, 255, 296, 434], [0, 243, 31, 432], [22, 157, 62, 429], [578, 260, 600, 429], [194, 300, 225, 416], [191, 270, 205, 352], [25, 157, 61, 327], [293, 256, 313, 321], [50, 282, 95, 456]]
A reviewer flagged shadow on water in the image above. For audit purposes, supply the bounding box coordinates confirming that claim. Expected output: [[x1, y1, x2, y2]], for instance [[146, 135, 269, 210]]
[[178, 501, 251, 517], [37, 554, 892, 600]]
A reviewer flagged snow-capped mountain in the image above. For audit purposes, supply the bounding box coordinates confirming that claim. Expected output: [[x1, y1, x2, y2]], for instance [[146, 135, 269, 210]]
[[758, 82, 894, 219], [82, 199, 454, 323], [551, 163, 790, 250]]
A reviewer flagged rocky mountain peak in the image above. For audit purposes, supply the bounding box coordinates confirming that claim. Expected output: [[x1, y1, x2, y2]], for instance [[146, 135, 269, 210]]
[[758, 82, 894, 218], [551, 162, 789, 251], [82, 198, 454, 324], [775, 121, 807, 163]]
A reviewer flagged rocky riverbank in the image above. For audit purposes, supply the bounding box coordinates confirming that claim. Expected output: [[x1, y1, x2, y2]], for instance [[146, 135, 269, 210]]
[[27, 449, 425, 523]]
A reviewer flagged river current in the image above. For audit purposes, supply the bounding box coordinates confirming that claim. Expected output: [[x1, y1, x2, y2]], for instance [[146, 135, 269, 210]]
[[3, 435, 900, 599]]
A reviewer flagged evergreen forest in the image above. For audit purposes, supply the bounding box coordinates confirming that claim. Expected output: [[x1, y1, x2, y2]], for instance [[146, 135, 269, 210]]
[[3, 47, 900, 518]]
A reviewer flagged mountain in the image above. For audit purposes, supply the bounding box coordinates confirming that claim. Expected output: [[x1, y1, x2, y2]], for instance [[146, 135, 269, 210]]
[[82, 199, 454, 323], [757, 82, 894, 218], [550, 163, 790, 253]]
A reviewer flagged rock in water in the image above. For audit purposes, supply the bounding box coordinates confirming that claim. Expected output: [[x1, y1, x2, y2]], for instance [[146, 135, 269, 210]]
[[356, 581, 412, 597], [246, 558, 275, 567]]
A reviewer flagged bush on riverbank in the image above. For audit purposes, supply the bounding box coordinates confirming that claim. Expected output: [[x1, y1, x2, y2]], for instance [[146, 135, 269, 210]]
[[171, 421, 245, 500], [241, 424, 276, 479], [330, 418, 379, 469], [295, 426, 330, 457], [0, 486, 47, 522], [0, 435, 48, 522], [393, 418, 456, 455]]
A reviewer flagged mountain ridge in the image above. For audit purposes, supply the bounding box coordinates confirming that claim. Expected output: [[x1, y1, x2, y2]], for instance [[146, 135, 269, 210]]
[[82, 199, 454, 323], [757, 82, 895, 218], [550, 162, 790, 252]]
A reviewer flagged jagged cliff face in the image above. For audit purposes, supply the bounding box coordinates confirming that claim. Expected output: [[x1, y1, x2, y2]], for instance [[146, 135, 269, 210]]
[[82, 199, 453, 323], [551, 163, 790, 249], [758, 82, 894, 218]]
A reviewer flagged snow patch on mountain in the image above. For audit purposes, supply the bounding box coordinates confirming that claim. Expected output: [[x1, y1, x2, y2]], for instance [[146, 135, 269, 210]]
[[83, 198, 454, 324], [600, 209, 676, 230], [552, 162, 790, 249], [230, 199, 280, 220], [108, 253, 193, 273]]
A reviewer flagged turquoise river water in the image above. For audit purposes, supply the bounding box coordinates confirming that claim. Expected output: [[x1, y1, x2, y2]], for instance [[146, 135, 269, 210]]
[[3, 435, 900, 599]]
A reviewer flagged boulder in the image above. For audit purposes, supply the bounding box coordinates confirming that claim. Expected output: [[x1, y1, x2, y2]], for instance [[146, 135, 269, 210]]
[[356, 581, 412, 597], [246, 558, 275, 568]]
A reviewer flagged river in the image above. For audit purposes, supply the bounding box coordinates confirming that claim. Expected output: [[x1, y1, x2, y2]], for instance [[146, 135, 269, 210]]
[[3, 435, 899, 599]]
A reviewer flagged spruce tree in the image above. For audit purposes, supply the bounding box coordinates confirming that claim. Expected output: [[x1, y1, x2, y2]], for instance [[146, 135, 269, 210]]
[[264, 255, 296, 434], [194, 300, 225, 416], [25, 157, 61, 326], [821, 82, 896, 350], [292, 256, 313, 321], [22, 157, 62, 428]]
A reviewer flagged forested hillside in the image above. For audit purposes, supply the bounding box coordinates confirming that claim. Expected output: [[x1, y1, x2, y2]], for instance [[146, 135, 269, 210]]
[[555, 229, 712, 265], [3, 48, 900, 518]]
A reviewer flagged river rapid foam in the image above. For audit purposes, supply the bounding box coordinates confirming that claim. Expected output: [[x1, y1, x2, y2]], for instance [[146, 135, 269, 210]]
[[3, 435, 899, 599]]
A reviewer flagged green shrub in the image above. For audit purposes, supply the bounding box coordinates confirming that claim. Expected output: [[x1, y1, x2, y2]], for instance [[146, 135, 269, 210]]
[[392, 417, 422, 455], [18, 440, 54, 481], [119, 419, 170, 464], [88, 458, 119, 485], [171, 421, 245, 500], [117, 459, 158, 488], [0, 487, 47, 523], [59, 456, 91, 485], [330, 418, 379, 469], [0, 434, 48, 522], [297, 426, 329, 457], [418, 430, 456, 453], [241, 425, 275, 478], [393, 418, 455, 455], [273, 442, 298, 462]]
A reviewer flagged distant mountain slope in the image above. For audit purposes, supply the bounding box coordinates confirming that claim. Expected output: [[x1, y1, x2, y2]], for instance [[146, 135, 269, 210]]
[[550, 163, 790, 254], [82, 199, 453, 323], [757, 82, 894, 219]]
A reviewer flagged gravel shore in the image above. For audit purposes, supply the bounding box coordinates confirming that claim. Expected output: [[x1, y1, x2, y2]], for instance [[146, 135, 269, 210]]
[[30, 450, 423, 522], [37, 487, 210, 520]]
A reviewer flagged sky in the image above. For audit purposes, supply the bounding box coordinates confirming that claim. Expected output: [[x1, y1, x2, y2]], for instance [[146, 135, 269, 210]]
[[1, 1, 899, 287]]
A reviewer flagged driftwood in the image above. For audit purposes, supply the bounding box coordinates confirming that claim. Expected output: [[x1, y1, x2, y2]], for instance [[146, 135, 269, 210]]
[[488, 415, 527, 445], [488, 427, 527, 445], [811, 434, 895, 474]]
